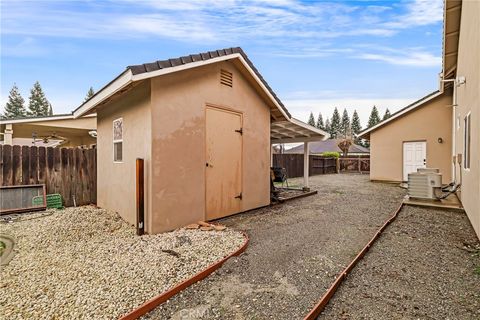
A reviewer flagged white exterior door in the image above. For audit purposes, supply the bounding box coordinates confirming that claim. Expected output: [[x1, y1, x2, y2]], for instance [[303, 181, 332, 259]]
[[403, 141, 426, 181]]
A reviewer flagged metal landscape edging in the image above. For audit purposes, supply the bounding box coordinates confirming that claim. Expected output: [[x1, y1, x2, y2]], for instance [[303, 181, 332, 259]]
[[118, 231, 249, 320], [304, 202, 404, 320]]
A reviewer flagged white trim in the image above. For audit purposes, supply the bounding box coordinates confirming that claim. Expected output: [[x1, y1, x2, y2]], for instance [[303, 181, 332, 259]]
[[270, 118, 329, 144], [0, 113, 96, 125], [113, 117, 123, 163], [359, 91, 443, 138], [289, 118, 329, 137], [74, 70, 132, 118], [72, 53, 292, 121]]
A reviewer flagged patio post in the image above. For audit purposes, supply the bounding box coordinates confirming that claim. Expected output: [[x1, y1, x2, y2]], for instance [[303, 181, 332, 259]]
[[303, 142, 310, 189]]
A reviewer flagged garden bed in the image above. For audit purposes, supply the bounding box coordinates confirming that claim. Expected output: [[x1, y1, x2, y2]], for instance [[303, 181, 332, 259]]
[[0, 206, 245, 319]]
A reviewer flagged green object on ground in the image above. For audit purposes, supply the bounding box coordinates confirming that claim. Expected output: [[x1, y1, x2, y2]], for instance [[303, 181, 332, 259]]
[[32, 193, 64, 209], [32, 195, 44, 206], [46, 194, 63, 209]]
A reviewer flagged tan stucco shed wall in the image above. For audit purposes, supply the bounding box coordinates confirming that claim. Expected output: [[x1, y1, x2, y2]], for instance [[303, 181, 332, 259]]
[[96, 81, 152, 226], [455, 0, 480, 239], [148, 60, 271, 234], [369, 92, 452, 183]]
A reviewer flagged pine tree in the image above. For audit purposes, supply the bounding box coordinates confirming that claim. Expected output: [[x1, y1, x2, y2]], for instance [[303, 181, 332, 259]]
[[383, 108, 391, 120], [330, 107, 341, 138], [351, 110, 362, 143], [316, 112, 324, 130], [325, 118, 331, 135], [3, 84, 27, 119], [28, 81, 51, 117], [367, 105, 381, 128], [307, 112, 316, 126], [84, 87, 95, 102], [339, 108, 350, 138]]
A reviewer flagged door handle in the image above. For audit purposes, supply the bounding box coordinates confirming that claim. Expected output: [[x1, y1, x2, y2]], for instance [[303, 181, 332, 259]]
[[235, 192, 242, 200], [206, 162, 213, 168]]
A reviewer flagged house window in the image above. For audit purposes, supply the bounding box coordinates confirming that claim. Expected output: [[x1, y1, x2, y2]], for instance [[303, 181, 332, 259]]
[[463, 113, 471, 169], [113, 118, 123, 162]]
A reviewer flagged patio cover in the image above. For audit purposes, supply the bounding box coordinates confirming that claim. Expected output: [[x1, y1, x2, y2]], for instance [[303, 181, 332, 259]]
[[271, 118, 328, 144]]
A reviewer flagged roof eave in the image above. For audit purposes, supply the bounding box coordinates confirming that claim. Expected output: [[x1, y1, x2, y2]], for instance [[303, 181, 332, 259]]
[[358, 91, 444, 139], [73, 49, 292, 121]]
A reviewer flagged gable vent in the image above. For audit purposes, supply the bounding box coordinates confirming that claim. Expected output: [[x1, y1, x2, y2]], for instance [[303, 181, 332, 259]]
[[220, 69, 233, 87]]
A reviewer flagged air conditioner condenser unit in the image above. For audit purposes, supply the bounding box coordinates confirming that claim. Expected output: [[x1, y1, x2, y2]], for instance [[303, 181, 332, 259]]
[[408, 169, 442, 200]]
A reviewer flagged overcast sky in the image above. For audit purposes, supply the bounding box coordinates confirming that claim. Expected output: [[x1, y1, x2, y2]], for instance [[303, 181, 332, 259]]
[[1, 0, 444, 127]]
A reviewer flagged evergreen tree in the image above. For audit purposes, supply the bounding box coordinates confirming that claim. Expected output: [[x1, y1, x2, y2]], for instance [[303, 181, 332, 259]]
[[325, 118, 331, 135], [330, 107, 341, 138], [383, 108, 391, 120], [307, 112, 316, 126], [316, 112, 324, 130], [339, 108, 350, 138], [3, 83, 27, 119], [367, 105, 381, 128], [28, 81, 51, 117], [351, 110, 362, 143], [84, 87, 95, 102]]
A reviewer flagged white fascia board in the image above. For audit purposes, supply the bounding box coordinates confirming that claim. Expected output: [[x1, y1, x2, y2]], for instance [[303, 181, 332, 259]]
[[73, 53, 291, 121], [271, 136, 327, 144], [0, 113, 96, 125], [289, 118, 329, 138], [73, 70, 133, 118], [236, 55, 290, 120], [131, 53, 291, 120], [131, 54, 240, 81], [358, 91, 443, 138]]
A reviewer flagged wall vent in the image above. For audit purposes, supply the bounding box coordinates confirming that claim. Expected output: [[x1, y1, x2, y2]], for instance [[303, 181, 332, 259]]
[[220, 69, 233, 87]]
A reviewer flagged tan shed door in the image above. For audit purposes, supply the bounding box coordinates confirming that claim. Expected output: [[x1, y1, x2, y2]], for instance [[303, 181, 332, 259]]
[[205, 106, 243, 220]]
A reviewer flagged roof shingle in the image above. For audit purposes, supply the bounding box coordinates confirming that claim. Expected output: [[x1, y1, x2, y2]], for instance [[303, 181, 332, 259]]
[[127, 47, 291, 118]]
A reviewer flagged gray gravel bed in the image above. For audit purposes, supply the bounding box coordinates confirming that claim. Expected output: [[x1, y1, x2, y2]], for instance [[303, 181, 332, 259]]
[[0, 206, 245, 319], [321, 205, 480, 320], [145, 174, 406, 319]]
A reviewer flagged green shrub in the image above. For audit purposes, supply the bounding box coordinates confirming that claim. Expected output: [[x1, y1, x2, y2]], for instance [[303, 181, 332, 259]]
[[320, 151, 340, 158]]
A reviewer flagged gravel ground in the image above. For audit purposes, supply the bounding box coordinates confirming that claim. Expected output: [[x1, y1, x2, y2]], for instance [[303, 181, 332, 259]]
[[0, 206, 245, 319], [145, 173, 406, 319], [321, 205, 480, 320]]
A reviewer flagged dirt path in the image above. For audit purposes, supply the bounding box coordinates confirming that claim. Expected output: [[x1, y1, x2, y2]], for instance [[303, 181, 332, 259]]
[[321, 205, 480, 320], [144, 174, 405, 320]]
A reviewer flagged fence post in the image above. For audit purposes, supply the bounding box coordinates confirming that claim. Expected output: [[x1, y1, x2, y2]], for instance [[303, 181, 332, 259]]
[[336, 157, 340, 173]]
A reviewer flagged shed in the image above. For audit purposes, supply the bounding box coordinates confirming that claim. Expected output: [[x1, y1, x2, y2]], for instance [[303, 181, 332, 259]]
[[359, 89, 453, 183], [73, 47, 327, 234]]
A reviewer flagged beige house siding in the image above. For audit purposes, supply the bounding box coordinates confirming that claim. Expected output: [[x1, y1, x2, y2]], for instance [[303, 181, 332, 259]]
[[96, 81, 152, 226], [149, 61, 270, 234], [455, 0, 480, 238], [370, 92, 452, 183]]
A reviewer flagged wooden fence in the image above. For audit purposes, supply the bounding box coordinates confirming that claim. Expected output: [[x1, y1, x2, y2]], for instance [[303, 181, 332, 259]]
[[273, 154, 337, 178], [339, 157, 370, 173], [0, 145, 96, 207]]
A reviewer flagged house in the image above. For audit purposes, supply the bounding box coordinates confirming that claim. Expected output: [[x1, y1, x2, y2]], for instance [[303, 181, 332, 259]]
[[360, 0, 479, 239], [0, 114, 96, 148], [284, 139, 370, 156], [73, 47, 327, 234]]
